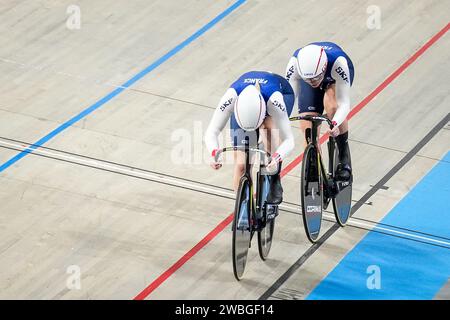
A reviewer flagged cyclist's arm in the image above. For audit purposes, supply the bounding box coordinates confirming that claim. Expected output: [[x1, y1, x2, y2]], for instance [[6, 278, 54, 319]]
[[330, 56, 351, 126], [204, 88, 237, 155], [267, 91, 295, 160], [285, 56, 301, 101]]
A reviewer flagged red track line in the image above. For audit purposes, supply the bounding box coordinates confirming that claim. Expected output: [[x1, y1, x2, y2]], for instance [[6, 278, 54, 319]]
[[134, 22, 450, 300], [348, 22, 450, 119], [134, 213, 234, 300], [284, 22, 450, 178]]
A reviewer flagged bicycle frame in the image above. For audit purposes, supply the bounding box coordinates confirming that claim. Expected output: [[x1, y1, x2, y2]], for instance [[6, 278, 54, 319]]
[[290, 115, 354, 235], [242, 143, 255, 237], [214, 143, 271, 233], [290, 115, 338, 199], [216, 142, 275, 279]]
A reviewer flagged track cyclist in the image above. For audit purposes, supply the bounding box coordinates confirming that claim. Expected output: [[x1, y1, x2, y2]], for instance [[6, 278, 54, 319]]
[[204, 71, 295, 205], [286, 42, 354, 181]]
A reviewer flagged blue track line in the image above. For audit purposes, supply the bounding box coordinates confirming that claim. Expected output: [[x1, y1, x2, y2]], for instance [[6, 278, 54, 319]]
[[307, 151, 450, 300], [0, 0, 246, 173]]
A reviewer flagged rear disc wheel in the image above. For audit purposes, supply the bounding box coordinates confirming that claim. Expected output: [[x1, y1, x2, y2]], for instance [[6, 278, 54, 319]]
[[332, 144, 352, 226]]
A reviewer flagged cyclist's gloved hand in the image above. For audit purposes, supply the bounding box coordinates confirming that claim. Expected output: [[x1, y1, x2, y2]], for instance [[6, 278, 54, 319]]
[[328, 121, 340, 137], [210, 149, 222, 170], [267, 153, 281, 171]]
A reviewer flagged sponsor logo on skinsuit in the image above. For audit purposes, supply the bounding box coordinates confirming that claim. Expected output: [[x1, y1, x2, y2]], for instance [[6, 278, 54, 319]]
[[220, 98, 233, 111], [286, 66, 295, 80], [240, 139, 250, 145], [243, 78, 268, 85], [272, 100, 286, 112], [335, 66, 349, 83]]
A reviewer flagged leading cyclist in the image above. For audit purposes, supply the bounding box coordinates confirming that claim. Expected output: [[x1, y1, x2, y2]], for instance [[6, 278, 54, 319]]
[[204, 71, 295, 205], [286, 42, 354, 181]]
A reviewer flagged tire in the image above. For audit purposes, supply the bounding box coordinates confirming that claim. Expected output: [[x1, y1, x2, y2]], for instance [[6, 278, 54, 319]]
[[332, 145, 352, 226], [258, 215, 275, 260], [301, 144, 323, 243], [232, 176, 252, 281]]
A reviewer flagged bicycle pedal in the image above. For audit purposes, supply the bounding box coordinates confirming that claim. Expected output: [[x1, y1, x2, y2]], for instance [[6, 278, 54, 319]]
[[254, 224, 264, 232]]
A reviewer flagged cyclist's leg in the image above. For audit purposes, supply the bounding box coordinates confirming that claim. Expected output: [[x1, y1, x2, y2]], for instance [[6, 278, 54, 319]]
[[259, 116, 283, 205], [298, 79, 324, 147], [323, 84, 351, 180], [298, 80, 325, 182], [261, 87, 296, 205]]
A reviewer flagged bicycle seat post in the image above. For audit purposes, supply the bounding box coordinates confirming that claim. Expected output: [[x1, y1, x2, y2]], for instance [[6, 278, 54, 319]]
[[244, 136, 251, 175]]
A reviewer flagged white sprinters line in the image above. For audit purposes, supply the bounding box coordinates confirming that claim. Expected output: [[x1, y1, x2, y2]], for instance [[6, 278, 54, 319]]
[[348, 219, 450, 247], [1, 138, 448, 248], [0, 57, 216, 110], [279, 203, 450, 247]]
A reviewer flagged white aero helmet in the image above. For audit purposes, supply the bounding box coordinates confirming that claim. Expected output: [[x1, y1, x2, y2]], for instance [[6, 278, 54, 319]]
[[234, 84, 266, 131], [297, 44, 328, 87]]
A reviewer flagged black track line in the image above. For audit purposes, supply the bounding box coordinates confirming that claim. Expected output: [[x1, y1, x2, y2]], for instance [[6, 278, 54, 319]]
[[259, 112, 450, 300]]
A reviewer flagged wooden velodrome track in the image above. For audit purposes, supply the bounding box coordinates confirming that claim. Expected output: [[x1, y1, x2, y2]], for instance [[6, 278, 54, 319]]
[[0, 0, 448, 299]]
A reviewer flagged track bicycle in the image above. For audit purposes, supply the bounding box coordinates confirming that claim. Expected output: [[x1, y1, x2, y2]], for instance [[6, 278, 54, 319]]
[[289, 115, 353, 243], [214, 142, 279, 280]]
